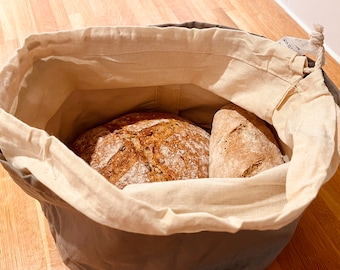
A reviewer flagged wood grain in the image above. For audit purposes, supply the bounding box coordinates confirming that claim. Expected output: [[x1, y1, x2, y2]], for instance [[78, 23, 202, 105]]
[[0, 0, 339, 269]]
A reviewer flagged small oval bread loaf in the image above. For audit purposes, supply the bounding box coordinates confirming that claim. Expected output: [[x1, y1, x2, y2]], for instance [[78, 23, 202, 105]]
[[209, 103, 284, 178], [72, 111, 210, 189]]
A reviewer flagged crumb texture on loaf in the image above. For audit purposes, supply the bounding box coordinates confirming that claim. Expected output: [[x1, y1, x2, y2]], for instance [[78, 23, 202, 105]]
[[72, 112, 210, 189], [209, 103, 284, 178]]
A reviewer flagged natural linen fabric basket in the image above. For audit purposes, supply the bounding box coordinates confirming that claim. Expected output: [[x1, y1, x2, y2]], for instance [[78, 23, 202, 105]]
[[1, 22, 340, 270]]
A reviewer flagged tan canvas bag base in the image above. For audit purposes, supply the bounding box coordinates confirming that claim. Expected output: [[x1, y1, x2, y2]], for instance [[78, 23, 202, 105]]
[[1, 23, 339, 269]]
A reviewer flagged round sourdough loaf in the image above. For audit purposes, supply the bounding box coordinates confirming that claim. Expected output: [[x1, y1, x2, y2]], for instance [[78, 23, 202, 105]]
[[209, 103, 284, 178], [72, 111, 210, 189]]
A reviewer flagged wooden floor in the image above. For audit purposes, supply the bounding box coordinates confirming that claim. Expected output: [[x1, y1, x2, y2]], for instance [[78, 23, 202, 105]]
[[0, 1, 339, 269]]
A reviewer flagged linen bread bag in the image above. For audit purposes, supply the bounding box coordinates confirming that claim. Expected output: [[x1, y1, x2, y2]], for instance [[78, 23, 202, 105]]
[[1, 22, 339, 269]]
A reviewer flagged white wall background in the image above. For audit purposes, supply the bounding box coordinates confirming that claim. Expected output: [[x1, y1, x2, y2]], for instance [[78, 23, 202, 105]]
[[275, 0, 340, 63]]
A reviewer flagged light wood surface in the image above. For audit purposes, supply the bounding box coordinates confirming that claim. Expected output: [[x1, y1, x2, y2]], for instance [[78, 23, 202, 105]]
[[0, 1, 339, 269]]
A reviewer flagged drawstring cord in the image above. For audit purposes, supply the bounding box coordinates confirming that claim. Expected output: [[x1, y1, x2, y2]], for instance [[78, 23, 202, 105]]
[[303, 24, 325, 73]]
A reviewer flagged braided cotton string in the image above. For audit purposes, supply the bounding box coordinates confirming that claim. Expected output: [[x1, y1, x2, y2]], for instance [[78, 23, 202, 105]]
[[304, 24, 325, 73]]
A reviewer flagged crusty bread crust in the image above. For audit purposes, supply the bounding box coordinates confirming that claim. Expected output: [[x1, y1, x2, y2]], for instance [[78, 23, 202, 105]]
[[72, 112, 210, 189], [209, 103, 284, 178]]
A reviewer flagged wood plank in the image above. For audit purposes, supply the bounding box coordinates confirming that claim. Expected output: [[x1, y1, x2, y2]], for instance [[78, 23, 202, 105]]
[[0, 1, 339, 269], [0, 167, 68, 269]]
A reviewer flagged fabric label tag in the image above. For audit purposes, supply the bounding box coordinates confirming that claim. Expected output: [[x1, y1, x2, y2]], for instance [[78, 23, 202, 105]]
[[278, 36, 318, 57]]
